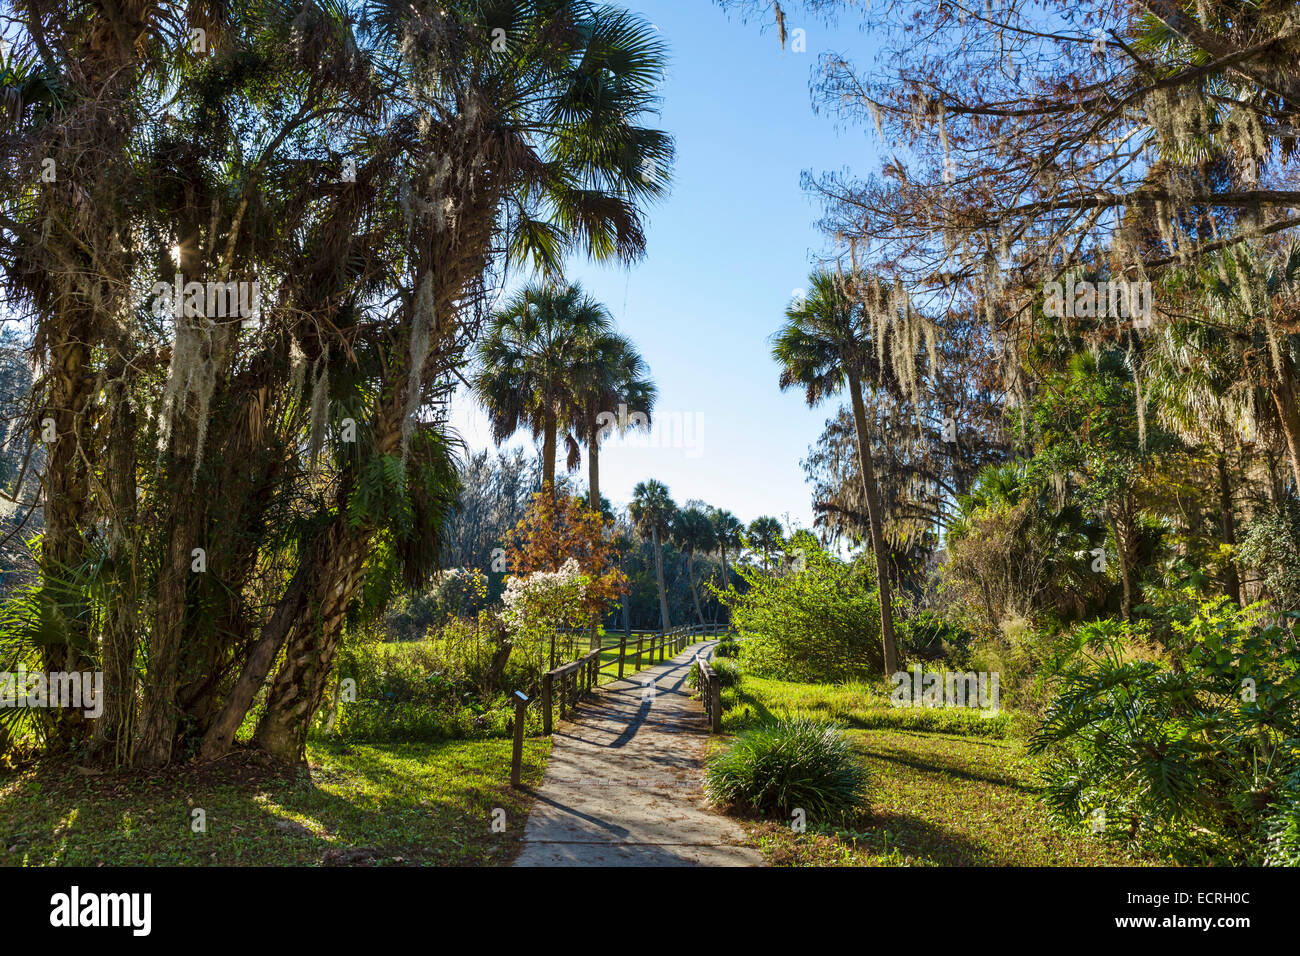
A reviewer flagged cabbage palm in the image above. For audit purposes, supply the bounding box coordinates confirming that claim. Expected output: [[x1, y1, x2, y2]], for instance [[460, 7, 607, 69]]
[[241, 0, 674, 762], [672, 506, 716, 626], [711, 507, 743, 589], [629, 479, 676, 633], [772, 269, 903, 675], [473, 283, 614, 497], [745, 516, 783, 573], [1183, 241, 1300, 491], [572, 334, 656, 511]]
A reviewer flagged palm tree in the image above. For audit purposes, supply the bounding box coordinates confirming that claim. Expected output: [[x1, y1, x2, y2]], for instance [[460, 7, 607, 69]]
[[571, 334, 656, 510], [1144, 317, 1256, 607], [226, 1, 675, 763], [772, 269, 908, 675], [474, 284, 614, 498], [745, 516, 784, 573], [672, 507, 717, 627], [610, 511, 638, 639], [710, 508, 743, 588], [1184, 241, 1300, 491], [629, 479, 676, 634]]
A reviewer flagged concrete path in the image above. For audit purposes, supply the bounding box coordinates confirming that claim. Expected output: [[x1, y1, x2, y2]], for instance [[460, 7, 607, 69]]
[[514, 640, 763, 867]]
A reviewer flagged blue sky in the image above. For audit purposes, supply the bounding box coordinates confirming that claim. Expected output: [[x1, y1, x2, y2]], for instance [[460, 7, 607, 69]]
[[449, 0, 883, 533]]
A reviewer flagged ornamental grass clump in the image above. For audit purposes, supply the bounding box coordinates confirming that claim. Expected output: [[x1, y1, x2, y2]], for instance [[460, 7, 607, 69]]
[[704, 717, 869, 823]]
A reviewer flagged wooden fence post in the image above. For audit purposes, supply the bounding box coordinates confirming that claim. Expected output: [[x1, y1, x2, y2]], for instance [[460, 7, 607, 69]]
[[511, 691, 528, 787], [542, 673, 553, 735], [618, 633, 627, 679]]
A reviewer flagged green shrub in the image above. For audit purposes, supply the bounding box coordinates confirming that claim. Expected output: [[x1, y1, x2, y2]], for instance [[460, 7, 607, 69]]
[[1031, 594, 1300, 864], [319, 617, 539, 743], [713, 637, 740, 659], [382, 569, 491, 641], [899, 609, 974, 665], [704, 717, 868, 823], [716, 531, 883, 683], [966, 614, 1067, 715], [1238, 499, 1300, 610], [712, 658, 742, 688], [688, 656, 741, 691], [1264, 775, 1300, 867]]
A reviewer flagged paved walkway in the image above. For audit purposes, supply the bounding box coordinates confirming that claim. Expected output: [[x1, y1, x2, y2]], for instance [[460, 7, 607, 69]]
[[514, 640, 763, 866]]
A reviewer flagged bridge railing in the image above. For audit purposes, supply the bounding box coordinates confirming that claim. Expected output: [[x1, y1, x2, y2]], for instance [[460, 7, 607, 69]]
[[535, 623, 725, 734], [510, 624, 727, 786], [694, 656, 723, 734]]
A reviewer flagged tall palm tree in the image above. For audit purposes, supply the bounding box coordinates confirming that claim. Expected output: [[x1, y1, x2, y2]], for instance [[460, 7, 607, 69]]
[[1144, 317, 1256, 607], [571, 333, 656, 510], [710, 508, 743, 588], [745, 516, 783, 573], [1184, 241, 1300, 491], [610, 510, 637, 638], [672, 507, 717, 626], [221, 1, 675, 764], [473, 284, 614, 498], [629, 479, 676, 634], [772, 269, 907, 675]]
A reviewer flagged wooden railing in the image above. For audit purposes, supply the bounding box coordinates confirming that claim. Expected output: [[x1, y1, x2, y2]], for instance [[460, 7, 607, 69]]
[[535, 623, 727, 735], [694, 655, 723, 734]]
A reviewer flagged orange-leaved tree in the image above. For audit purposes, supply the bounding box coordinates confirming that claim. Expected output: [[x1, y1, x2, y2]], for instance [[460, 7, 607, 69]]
[[505, 493, 627, 659]]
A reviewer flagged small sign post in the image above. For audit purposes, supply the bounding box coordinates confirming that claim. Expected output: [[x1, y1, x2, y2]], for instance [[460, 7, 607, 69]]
[[510, 690, 529, 788]]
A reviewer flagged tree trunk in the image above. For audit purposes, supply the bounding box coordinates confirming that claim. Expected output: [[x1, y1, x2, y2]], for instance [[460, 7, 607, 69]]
[[91, 387, 139, 765], [847, 372, 899, 675], [1270, 374, 1300, 493], [542, 405, 557, 496], [1265, 341, 1300, 491], [1110, 508, 1141, 622], [587, 414, 600, 509], [198, 556, 312, 760], [136, 498, 203, 768], [39, 329, 95, 750], [687, 552, 707, 626], [1216, 452, 1242, 606], [252, 520, 372, 762], [718, 546, 731, 625], [652, 526, 670, 633], [485, 617, 513, 691], [585, 417, 603, 649], [620, 550, 631, 640]]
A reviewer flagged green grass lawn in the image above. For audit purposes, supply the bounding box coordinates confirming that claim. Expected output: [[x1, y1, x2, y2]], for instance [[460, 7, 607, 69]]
[[0, 737, 549, 866], [716, 675, 1150, 867], [723, 674, 1020, 738]]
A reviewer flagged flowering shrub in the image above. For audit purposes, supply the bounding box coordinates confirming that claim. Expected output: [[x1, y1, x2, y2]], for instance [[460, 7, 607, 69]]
[[501, 558, 592, 674]]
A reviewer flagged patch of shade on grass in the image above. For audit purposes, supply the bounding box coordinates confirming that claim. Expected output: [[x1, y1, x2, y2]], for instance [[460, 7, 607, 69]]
[[0, 737, 549, 866], [712, 676, 1150, 866], [744, 728, 1147, 866]]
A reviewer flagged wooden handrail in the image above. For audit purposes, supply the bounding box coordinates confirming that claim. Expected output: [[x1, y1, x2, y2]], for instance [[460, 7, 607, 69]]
[[532, 623, 725, 735], [694, 653, 723, 734]]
